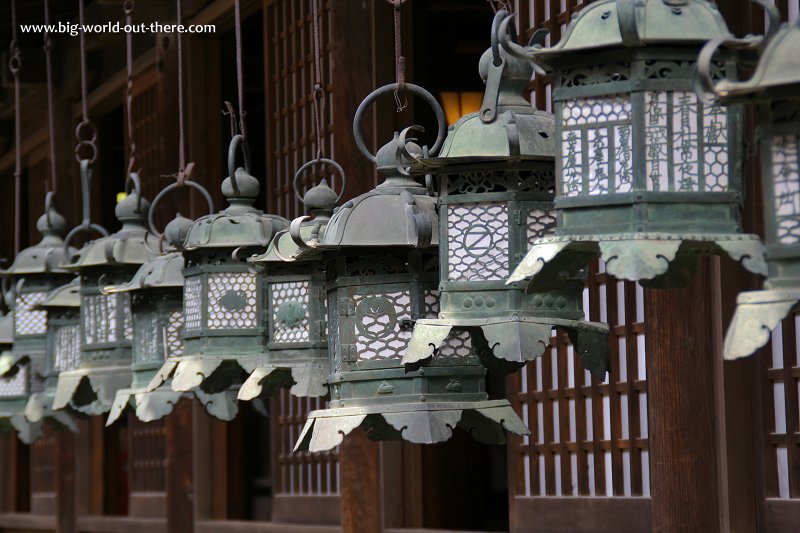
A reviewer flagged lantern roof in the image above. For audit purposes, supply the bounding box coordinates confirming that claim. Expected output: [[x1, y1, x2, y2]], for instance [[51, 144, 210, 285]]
[[527, 0, 730, 65], [713, 20, 800, 101], [105, 252, 184, 293], [2, 204, 76, 276], [62, 192, 158, 270], [183, 167, 288, 251], [37, 279, 80, 310]]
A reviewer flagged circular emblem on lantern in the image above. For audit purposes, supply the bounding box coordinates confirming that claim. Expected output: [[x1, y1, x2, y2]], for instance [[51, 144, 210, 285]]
[[219, 289, 248, 311], [463, 223, 495, 258], [276, 300, 305, 328], [355, 296, 397, 340]]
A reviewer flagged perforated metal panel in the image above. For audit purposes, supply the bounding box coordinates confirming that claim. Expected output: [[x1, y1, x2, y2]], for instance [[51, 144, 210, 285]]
[[167, 311, 183, 358], [271, 281, 310, 343], [183, 277, 202, 331], [354, 291, 412, 361], [424, 290, 473, 361], [772, 135, 800, 244], [207, 273, 258, 329], [54, 324, 81, 372], [447, 202, 509, 282], [527, 208, 557, 245], [83, 294, 118, 344], [0, 366, 27, 397], [14, 291, 48, 336]]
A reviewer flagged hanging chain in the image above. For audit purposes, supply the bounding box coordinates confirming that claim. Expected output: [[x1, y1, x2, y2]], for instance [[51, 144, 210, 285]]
[[234, 0, 247, 141], [74, 0, 97, 164], [44, 0, 57, 195], [10, 0, 21, 254], [311, 0, 326, 160], [124, 0, 137, 176], [385, 0, 409, 111], [175, 0, 194, 185]]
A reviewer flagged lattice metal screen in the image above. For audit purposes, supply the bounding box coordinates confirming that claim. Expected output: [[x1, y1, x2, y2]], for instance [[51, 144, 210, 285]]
[[273, 389, 339, 496], [129, 416, 166, 493], [270, 281, 311, 344], [0, 365, 28, 397], [14, 292, 48, 336], [207, 273, 258, 330], [265, 0, 335, 219], [772, 135, 800, 244], [133, 309, 184, 365], [447, 202, 510, 281], [511, 262, 648, 497], [54, 324, 81, 372]]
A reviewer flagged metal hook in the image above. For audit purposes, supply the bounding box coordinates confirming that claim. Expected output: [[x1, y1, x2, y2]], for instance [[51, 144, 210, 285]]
[[126, 172, 144, 214], [227, 134, 252, 196], [44, 191, 55, 227]]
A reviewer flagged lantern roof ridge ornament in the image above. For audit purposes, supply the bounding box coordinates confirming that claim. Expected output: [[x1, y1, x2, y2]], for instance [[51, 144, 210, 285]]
[[36, 278, 80, 310], [2, 193, 76, 276], [502, 0, 730, 65]]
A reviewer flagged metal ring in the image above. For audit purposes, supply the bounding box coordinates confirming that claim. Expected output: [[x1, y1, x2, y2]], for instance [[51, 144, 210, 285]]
[[123, 0, 134, 15], [126, 172, 144, 214], [227, 134, 252, 196], [292, 158, 347, 205], [74, 140, 98, 164], [63, 222, 110, 260], [148, 180, 215, 236], [74, 120, 97, 143], [352, 83, 447, 163]]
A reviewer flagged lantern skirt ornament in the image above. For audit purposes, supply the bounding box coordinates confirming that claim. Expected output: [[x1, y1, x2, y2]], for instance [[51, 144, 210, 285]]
[[54, 180, 159, 415], [0, 195, 76, 379], [24, 280, 80, 431], [240, 170, 343, 402], [403, 12, 609, 379], [293, 86, 529, 453], [147, 137, 289, 404], [501, 0, 767, 289], [0, 312, 50, 443], [697, 13, 800, 358]]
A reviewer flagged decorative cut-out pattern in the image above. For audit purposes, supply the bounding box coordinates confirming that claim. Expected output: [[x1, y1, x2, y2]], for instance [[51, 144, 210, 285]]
[[271, 281, 311, 343], [448, 202, 509, 281], [167, 311, 183, 358], [773, 135, 800, 244], [54, 324, 80, 372], [207, 273, 258, 329], [134, 311, 161, 365], [15, 291, 48, 336], [527, 208, 557, 245], [354, 291, 411, 361], [83, 294, 118, 345], [0, 366, 27, 397], [122, 294, 133, 341], [183, 277, 202, 331], [422, 290, 473, 361]]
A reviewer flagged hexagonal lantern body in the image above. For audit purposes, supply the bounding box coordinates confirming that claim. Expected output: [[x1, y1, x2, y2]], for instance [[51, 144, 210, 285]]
[[147, 167, 289, 398], [403, 27, 609, 379], [0, 202, 76, 378], [506, 0, 767, 288], [24, 280, 80, 430], [293, 134, 529, 453], [239, 181, 340, 402], [701, 19, 800, 358], [0, 312, 50, 443], [53, 192, 159, 415], [107, 216, 238, 424]]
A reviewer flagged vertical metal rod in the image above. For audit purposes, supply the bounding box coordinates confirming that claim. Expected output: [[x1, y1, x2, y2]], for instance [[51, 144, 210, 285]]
[[234, 0, 247, 141], [44, 0, 58, 195], [10, 0, 21, 254], [124, 1, 136, 176], [176, 0, 186, 183]]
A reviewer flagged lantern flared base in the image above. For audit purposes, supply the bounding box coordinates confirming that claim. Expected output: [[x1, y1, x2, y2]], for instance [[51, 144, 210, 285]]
[[0, 398, 42, 444], [404, 317, 609, 379], [724, 288, 800, 360], [510, 233, 767, 289], [24, 392, 78, 432], [106, 385, 238, 426], [0, 348, 44, 378], [238, 361, 328, 400], [294, 399, 529, 453], [53, 366, 132, 416], [147, 355, 253, 395]]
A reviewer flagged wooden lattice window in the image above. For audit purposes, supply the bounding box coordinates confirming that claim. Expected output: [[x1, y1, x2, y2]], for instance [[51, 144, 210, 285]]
[[265, 0, 336, 220], [30, 423, 55, 495], [273, 389, 339, 497], [128, 71, 162, 201], [129, 417, 166, 493], [511, 263, 648, 498], [764, 314, 800, 499]]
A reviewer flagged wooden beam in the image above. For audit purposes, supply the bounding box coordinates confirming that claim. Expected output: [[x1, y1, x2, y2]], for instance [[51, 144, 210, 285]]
[[338, 431, 381, 533], [55, 423, 76, 533], [166, 399, 193, 533]]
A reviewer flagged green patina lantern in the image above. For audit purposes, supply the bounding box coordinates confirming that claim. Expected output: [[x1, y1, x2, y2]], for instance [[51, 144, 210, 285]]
[[292, 84, 529, 452], [106, 211, 239, 425], [502, 0, 767, 289], [53, 173, 158, 415], [402, 12, 608, 379], [239, 162, 344, 402], [0, 312, 50, 443], [697, 12, 800, 358], [0, 193, 76, 379], [24, 279, 81, 430], [147, 136, 289, 398]]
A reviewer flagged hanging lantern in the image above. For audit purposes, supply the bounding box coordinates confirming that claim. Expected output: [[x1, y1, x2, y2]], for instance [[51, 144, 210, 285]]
[[147, 136, 289, 399], [402, 12, 608, 378], [53, 174, 158, 415], [24, 279, 81, 430], [0, 312, 49, 443], [292, 84, 529, 452], [0, 194, 76, 379], [499, 0, 766, 289], [239, 162, 344, 402], [696, 13, 800, 357]]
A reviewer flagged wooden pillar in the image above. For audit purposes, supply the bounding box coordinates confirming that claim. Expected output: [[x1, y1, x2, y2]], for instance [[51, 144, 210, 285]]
[[55, 424, 76, 533], [166, 398, 193, 533], [645, 259, 720, 532], [339, 431, 381, 533]]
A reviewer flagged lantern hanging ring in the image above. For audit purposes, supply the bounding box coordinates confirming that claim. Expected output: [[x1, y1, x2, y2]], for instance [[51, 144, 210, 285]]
[[148, 180, 214, 236], [227, 133, 252, 196], [125, 172, 145, 215], [353, 83, 447, 163], [292, 157, 347, 204], [74, 120, 98, 164], [63, 160, 109, 257]]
